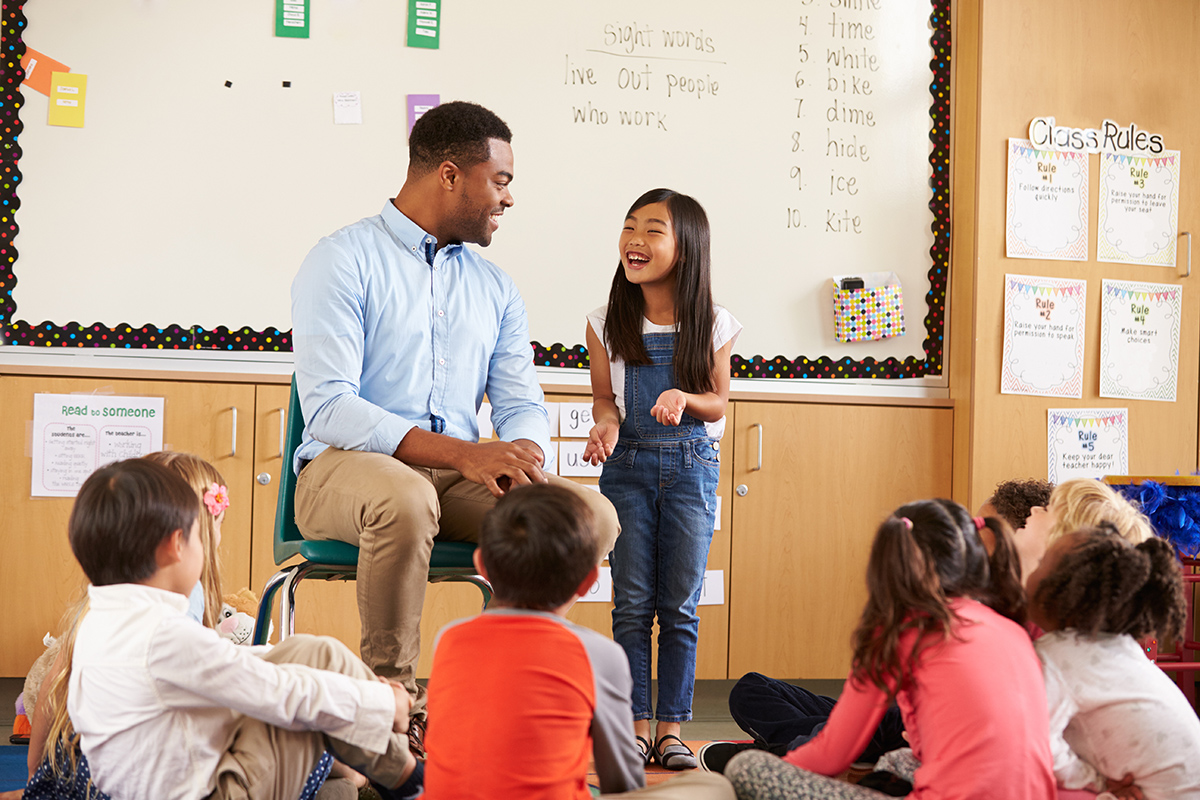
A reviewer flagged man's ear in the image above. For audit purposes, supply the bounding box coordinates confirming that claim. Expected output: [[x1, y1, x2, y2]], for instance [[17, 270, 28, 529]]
[[155, 529, 187, 568], [573, 565, 600, 599], [436, 160, 461, 191], [472, 548, 489, 581]]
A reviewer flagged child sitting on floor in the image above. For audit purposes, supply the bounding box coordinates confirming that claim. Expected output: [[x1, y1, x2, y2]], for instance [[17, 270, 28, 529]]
[[64, 458, 421, 800], [423, 483, 733, 799], [724, 499, 1055, 800], [702, 478, 1055, 775], [1027, 525, 1200, 799]]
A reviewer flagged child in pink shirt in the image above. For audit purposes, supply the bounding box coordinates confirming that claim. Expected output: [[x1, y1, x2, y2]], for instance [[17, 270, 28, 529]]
[[725, 499, 1056, 800]]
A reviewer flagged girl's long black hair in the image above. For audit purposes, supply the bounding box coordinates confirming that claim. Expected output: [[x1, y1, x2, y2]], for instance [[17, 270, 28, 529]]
[[603, 188, 716, 394], [851, 499, 1026, 701]]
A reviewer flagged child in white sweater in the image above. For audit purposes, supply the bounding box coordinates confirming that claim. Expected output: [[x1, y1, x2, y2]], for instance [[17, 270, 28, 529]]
[[1026, 525, 1200, 799], [65, 458, 422, 800]]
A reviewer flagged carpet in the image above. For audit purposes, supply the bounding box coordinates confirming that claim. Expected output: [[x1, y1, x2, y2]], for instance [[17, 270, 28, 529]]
[[0, 745, 28, 791]]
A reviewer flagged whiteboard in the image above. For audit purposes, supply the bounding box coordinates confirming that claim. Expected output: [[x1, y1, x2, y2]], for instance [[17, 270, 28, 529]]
[[10, 0, 938, 368]]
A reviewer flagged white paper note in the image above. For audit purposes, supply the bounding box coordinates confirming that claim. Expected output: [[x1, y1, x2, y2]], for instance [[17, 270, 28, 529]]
[[578, 565, 613, 602], [333, 91, 362, 125], [32, 393, 164, 497], [558, 402, 594, 438], [557, 440, 602, 477]]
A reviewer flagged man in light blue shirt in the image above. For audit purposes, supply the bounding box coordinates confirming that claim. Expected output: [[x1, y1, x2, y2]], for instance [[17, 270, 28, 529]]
[[290, 102, 619, 744]]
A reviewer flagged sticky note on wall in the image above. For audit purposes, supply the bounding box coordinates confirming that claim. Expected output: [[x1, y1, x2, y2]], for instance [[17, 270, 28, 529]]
[[276, 0, 310, 38], [407, 0, 440, 48], [20, 48, 69, 97], [407, 94, 439, 136], [48, 72, 87, 128]]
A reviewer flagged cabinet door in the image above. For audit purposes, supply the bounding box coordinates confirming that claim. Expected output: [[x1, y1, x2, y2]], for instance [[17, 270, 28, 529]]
[[250, 383, 363, 650], [0, 375, 256, 676], [728, 402, 953, 679]]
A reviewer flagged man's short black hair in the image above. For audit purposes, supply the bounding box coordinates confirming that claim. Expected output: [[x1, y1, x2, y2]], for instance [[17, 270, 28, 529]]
[[69, 459, 199, 586], [478, 484, 596, 610], [407, 100, 512, 175]]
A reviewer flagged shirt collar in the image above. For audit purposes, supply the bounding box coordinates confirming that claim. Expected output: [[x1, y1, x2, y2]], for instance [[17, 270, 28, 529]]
[[87, 582, 192, 614], [380, 199, 462, 265]]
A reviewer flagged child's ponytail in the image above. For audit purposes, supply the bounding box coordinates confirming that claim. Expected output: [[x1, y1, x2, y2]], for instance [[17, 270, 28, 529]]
[[851, 510, 955, 699], [977, 516, 1027, 625], [1034, 527, 1186, 642], [851, 500, 1017, 699], [1133, 536, 1186, 645]]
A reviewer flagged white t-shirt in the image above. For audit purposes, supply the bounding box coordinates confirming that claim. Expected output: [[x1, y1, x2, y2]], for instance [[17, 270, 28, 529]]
[[1036, 629, 1200, 798], [586, 304, 742, 440]]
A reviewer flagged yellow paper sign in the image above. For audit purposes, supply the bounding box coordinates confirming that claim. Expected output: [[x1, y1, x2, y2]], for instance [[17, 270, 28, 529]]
[[48, 72, 87, 128]]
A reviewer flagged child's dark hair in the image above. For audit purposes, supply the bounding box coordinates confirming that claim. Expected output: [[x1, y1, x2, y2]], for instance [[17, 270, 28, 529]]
[[1033, 527, 1185, 643], [407, 100, 512, 175], [478, 484, 597, 610], [604, 188, 716, 394], [988, 478, 1055, 530], [851, 499, 1025, 700], [69, 459, 200, 586]]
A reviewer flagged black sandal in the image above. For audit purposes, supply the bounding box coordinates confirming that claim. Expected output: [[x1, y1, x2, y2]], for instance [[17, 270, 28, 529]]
[[653, 734, 697, 771], [635, 735, 653, 766]]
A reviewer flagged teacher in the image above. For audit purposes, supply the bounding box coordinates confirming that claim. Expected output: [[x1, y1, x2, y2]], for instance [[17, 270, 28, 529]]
[[290, 100, 620, 753]]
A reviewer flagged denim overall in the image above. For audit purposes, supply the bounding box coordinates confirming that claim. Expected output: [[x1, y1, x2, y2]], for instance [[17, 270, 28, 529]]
[[600, 331, 720, 722]]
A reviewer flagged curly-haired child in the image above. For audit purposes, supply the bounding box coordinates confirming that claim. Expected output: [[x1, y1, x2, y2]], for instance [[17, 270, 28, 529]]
[[1027, 525, 1200, 799]]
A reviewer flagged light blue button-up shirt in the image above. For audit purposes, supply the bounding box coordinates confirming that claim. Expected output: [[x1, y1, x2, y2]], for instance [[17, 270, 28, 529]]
[[290, 200, 551, 473]]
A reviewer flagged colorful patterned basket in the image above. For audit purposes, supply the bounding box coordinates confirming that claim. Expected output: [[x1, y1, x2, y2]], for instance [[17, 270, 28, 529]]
[[832, 271, 906, 343]]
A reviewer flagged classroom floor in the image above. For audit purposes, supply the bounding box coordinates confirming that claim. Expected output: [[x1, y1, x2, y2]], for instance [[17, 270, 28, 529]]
[[0, 676, 846, 743], [0, 677, 852, 793]]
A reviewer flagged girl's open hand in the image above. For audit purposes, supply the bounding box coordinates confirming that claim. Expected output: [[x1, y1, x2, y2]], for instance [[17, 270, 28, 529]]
[[584, 421, 620, 465], [651, 389, 687, 426]]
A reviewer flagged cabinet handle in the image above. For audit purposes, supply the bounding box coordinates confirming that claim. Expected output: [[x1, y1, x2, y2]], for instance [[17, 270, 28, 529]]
[[751, 423, 763, 472], [229, 406, 238, 457], [1182, 231, 1192, 278], [277, 407, 286, 460]]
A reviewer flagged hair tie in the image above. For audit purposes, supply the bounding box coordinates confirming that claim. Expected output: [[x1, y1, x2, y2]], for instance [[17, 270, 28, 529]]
[[898, 516, 913, 531], [973, 516, 986, 531], [204, 483, 230, 516]]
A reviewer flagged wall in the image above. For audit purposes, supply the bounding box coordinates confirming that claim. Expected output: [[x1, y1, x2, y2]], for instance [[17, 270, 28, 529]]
[[7, 0, 939, 369], [953, 0, 1200, 508]]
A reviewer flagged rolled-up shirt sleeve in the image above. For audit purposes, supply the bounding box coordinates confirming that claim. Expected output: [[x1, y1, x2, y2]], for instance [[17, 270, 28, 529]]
[[486, 284, 552, 465], [292, 237, 417, 459], [149, 620, 396, 754]]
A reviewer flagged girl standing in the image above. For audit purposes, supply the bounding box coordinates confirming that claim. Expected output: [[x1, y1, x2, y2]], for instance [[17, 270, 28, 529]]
[[584, 188, 741, 769], [1027, 526, 1200, 799], [724, 500, 1056, 799]]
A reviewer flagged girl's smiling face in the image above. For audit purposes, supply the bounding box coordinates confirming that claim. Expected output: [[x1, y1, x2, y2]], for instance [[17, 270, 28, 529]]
[[619, 202, 678, 289]]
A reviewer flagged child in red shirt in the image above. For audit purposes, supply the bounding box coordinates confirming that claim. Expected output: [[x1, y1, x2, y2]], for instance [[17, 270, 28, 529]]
[[423, 484, 732, 800], [725, 499, 1056, 800]]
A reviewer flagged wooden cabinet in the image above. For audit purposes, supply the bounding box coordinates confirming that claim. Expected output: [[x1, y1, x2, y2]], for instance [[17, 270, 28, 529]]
[[0, 374, 257, 675], [1, 371, 954, 684], [727, 402, 954, 679]]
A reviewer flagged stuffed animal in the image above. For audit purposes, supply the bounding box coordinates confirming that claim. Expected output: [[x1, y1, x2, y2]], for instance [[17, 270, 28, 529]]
[[219, 588, 264, 645]]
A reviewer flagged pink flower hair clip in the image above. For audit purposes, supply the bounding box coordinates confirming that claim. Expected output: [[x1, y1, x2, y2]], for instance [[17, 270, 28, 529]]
[[204, 483, 230, 517]]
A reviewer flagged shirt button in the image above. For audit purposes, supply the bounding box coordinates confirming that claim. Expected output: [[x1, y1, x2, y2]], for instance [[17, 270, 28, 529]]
[[439, 358, 446, 365], [437, 310, 445, 317]]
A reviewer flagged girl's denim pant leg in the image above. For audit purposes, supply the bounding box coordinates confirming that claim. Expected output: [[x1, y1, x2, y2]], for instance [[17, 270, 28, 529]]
[[603, 439, 719, 722]]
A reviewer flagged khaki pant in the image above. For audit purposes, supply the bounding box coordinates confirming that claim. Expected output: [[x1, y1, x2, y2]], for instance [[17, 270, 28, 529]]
[[294, 447, 621, 714], [208, 635, 410, 800]]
